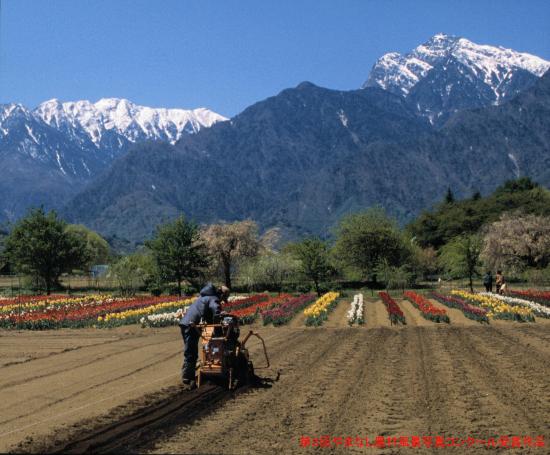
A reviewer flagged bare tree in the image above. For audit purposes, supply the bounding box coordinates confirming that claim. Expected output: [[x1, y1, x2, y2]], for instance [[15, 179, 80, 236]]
[[481, 213, 550, 273]]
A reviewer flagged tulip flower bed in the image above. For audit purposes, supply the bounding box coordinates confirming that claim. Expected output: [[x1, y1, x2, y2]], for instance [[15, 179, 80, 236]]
[[221, 294, 269, 312], [0, 294, 106, 314], [379, 292, 406, 325], [228, 294, 293, 324], [480, 292, 550, 319], [0, 294, 67, 308], [261, 294, 316, 326], [403, 291, 450, 323], [347, 293, 364, 326], [303, 292, 340, 326], [97, 297, 194, 327], [141, 308, 188, 328], [451, 290, 534, 322], [509, 289, 550, 307], [0, 295, 190, 330], [431, 292, 488, 323]]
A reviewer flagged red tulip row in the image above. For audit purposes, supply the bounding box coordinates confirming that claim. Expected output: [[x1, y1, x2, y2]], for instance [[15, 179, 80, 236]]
[[379, 292, 406, 325], [403, 291, 450, 323], [509, 289, 550, 308], [0, 295, 183, 330], [261, 294, 317, 326], [0, 294, 66, 307], [431, 292, 488, 323], [229, 294, 293, 324], [222, 294, 269, 311]]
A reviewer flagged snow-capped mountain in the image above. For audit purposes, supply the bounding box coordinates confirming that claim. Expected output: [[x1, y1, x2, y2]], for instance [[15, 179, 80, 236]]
[[0, 103, 104, 174], [363, 34, 550, 124], [0, 99, 227, 222], [35, 98, 227, 147]]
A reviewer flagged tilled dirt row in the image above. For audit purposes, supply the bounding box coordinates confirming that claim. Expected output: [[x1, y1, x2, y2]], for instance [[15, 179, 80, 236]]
[[0, 327, 185, 452], [148, 323, 550, 455]]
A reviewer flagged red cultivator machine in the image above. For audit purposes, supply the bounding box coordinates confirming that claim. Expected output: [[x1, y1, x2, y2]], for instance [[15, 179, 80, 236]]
[[195, 315, 269, 390]]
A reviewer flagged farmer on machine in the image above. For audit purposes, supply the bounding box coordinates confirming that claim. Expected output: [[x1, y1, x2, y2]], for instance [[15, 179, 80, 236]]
[[179, 283, 230, 389]]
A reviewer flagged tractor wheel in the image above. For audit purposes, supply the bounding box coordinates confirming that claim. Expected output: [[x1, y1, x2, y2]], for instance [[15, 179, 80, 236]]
[[232, 352, 250, 388]]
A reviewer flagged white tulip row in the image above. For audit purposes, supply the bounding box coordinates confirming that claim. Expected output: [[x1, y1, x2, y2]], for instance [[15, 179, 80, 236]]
[[140, 307, 187, 327], [480, 292, 550, 318], [227, 295, 248, 302], [347, 293, 364, 326]]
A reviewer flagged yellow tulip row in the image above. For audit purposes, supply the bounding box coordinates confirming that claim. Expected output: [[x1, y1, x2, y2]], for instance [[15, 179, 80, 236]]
[[304, 292, 340, 317], [97, 297, 194, 322], [0, 294, 113, 313], [451, 290, 533, 319]]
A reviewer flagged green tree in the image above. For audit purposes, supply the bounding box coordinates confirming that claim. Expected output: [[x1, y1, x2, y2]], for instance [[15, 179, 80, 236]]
[[66, 224, 111, 269], [110, 253, 156, 296], [333, 208, 408, 282], [445, 187, 455, 204], [0, 227, 8, 272], [289, 238, 333, 296], [146, 216, 208, 296], [439, 234, 482, 292], [5, 208, 89, 294], [496, 176, 538, 194], [240, 253, 299, 293], [376, 259, 413, 291], [471, 190, 482, 201], [407, 178, 550, 249]]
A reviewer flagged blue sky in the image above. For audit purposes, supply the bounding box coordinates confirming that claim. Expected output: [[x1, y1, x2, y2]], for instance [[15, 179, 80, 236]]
[[1, 0, 549, 117]]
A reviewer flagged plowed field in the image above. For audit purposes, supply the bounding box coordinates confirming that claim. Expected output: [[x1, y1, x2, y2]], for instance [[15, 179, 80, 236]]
[[2, 298, 549, 454]]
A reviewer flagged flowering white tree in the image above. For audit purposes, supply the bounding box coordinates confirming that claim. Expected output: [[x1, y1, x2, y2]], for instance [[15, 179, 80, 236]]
[[481, 213, 550, 273]]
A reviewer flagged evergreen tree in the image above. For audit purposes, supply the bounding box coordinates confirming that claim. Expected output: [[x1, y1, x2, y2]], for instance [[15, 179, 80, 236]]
[[333, 208, 409, 282], [5, 208, 88, 294], [146, 216, 208, 296], [445, 187, 455, 204], [290, 238, 333, 296]]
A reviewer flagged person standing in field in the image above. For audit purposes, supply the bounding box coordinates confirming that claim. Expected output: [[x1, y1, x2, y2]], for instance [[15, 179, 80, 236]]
[[495, 270, 504, 295], [483, 271, 493, 293], [178, 283, 230, 389]]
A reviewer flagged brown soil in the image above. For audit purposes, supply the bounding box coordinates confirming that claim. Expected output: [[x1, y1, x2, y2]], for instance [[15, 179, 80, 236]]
[[1, 317, 549, 454], [324, 298, 352, 328], [427, 297, 479, 326], [396, 298, 436, 327], [287, 309, 308, 328], [365, 300, 392, 328]]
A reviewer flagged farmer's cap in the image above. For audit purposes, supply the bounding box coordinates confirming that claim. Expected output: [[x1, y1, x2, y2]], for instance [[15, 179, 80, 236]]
[[220, 285, 230, 295]]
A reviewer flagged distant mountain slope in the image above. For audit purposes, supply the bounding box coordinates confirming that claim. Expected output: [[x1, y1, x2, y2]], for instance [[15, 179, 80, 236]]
[[64, 83, 438, 244], [363, 34, 550, 125], [64, 72, 550, 247]]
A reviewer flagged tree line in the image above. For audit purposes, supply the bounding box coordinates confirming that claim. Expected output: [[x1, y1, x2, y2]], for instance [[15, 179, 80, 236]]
[[1, 178, 549, 295]]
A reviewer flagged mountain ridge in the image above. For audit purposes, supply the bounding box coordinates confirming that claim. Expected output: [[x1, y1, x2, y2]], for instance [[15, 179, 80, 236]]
[[0, 99, 227, 222], [363, 33, 550, 124], [63, 71, 550, 247]]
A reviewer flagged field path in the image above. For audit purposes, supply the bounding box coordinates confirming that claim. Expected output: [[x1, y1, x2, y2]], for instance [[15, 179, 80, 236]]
[[324, 297, 351, 328], [396, 298, 435, 326], [365, 300, 392, 328], [287, 310, 307, 328], [426, 297, 479, 326]]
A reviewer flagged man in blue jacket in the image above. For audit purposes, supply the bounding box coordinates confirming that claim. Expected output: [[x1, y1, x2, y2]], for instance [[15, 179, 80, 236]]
[[179, 283, 229, 389]]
